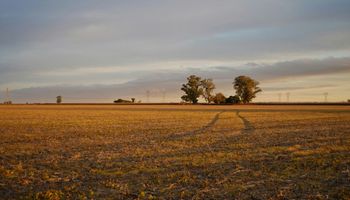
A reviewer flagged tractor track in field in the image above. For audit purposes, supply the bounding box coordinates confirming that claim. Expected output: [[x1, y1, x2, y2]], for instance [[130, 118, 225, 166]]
[[117, 110, 254, 160], [164, 111, 226, 141], [236, 110, 255, 134], [165, 110, 255, 141], [108, 110, 255, 165]]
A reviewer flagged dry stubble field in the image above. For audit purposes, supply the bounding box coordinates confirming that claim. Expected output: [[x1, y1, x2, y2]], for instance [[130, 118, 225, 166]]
[[0, 105, 349, 199]]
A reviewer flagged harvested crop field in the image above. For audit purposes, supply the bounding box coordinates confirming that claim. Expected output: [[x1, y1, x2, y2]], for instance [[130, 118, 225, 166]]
[[0, 105, 350, 199]]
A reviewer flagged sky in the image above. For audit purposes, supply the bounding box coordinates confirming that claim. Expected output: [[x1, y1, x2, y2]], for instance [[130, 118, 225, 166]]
[[1, 0, 350, 103]]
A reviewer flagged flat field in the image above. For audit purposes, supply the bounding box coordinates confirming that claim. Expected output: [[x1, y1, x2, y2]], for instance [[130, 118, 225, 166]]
[[0, 105, 349, 199]]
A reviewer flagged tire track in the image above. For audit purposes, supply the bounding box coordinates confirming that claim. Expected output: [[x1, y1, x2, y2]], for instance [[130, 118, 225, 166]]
[[236, 110, 255, 134], [164, 111, 226, 141]]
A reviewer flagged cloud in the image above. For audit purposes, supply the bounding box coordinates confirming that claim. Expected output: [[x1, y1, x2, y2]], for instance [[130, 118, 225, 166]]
[[1, 0, 350, 101], [3, 56, 350, 103], [213, 57, 350, 81], [1, 1, 350, 69]]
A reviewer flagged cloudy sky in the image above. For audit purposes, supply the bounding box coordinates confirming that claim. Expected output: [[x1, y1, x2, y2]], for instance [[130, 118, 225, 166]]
[[1, 0, 350, 103]]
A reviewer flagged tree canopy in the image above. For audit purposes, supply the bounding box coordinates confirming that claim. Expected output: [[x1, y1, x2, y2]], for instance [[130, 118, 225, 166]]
[[233, 76, 262, 103], [201, 78, 216, 103], [181, 75, 203, 104], [225, 95, 241, 104], [180, 75, 262, 104], [213, 93, 226, 104], [56, 96, 62, 104]]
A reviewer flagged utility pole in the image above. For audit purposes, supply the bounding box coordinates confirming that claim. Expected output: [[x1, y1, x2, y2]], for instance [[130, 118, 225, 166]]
[[161, 90, 166, 103], [324, 92, 328, 102], [6, 88, 9, 103], [286, 92, 290, 102], [278, 93, 282, 103], [146, 90, 150, 103]]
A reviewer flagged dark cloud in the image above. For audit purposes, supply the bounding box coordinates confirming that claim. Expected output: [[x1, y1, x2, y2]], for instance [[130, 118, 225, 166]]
[[213, 57, 350, 80]]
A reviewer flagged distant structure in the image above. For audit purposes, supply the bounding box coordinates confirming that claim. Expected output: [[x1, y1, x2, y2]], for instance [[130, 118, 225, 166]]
[[278, 93, 282, 102], [114, 98, 131, 103], [146, 90, 150, 103], [286, 92, 290, 102], [161, 90, 166, 103], [6, 88, 9, 102], [323, 92, 328, 102], [3, 88, 12, 104]]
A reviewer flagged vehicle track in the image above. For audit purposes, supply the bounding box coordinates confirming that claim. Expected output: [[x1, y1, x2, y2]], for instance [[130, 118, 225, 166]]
[[164, 111, 226, 140], [165, 110, 255, 142], [236, 110, 255, 134], [111, 110, 253, 165]]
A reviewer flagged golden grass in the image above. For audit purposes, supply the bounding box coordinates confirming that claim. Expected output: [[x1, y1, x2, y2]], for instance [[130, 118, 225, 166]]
[[0, 105, 349, 199]]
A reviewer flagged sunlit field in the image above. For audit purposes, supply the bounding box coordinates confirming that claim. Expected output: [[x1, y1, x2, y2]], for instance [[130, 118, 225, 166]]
[[0, 105, 349, 199]]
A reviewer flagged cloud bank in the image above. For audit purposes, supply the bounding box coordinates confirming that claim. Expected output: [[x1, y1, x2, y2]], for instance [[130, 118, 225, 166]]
[[0, 0, 350, 102], [3, 57, 349, 103]]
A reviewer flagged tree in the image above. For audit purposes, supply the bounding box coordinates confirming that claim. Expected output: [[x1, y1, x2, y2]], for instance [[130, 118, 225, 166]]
[[213, 93, 226, 104], [56, 96, 62, 104], [233, 76, 262, 103], [181, 75, 203, 104], [201, 78, 216, 103], [131, 98, 135, 103], [226, 95, 241, 104]]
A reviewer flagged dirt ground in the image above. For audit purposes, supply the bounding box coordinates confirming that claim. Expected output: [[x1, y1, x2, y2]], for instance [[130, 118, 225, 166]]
[[0, 105, 349, 199]]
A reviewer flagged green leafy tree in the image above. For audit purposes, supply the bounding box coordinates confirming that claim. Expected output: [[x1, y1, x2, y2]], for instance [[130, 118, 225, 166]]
[[181, 75, 203, 104], [201, 78, 216, 103], [56, 96, 62, 104], [233, 76, 262, 103], [213, 93, 226, 104]]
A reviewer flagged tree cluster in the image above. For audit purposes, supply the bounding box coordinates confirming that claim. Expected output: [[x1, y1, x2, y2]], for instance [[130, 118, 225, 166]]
[[181, 75, 261, 104]]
